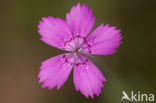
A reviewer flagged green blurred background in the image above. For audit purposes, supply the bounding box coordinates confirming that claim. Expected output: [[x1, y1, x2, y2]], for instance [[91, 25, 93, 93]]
[[0, 0, 155, 103]]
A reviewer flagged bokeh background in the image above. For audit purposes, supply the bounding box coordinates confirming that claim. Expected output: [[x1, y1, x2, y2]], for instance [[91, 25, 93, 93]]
[[0, 0, 156, 103]]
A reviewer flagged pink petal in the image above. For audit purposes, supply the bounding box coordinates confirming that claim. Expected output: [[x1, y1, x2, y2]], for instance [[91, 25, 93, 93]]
[[66, 3, 95, 36], [38, 53, 74, 90], [73, 54, 106, 98], [85, 24, 123, 55], [38, 16, 73, 50]]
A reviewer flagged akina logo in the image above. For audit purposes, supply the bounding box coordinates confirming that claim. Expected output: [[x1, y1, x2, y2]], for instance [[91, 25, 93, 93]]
[[121, 91, 155, 102]]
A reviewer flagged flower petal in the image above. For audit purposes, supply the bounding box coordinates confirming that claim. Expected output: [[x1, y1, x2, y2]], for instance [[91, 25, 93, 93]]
[[38, 53, 74, 90], [66, 3, 95, 36], [38, 16, 73, 50], [85, 24, 123, 55], [73, 54, 106, 98]]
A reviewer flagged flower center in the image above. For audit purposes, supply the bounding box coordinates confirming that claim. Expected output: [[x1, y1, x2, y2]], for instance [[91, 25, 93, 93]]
[[74, 47, 81, 55], [63, 34, 92, 54]]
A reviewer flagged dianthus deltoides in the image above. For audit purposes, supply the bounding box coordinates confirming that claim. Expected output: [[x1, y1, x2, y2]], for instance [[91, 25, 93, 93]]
[[37, 3, 122, 98]]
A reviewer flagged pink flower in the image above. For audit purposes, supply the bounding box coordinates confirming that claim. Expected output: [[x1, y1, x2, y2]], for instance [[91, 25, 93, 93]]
[[37, 3, 122, 98]]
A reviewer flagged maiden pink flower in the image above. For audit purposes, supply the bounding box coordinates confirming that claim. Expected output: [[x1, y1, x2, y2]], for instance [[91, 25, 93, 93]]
[[37, 3, 122, 98]]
